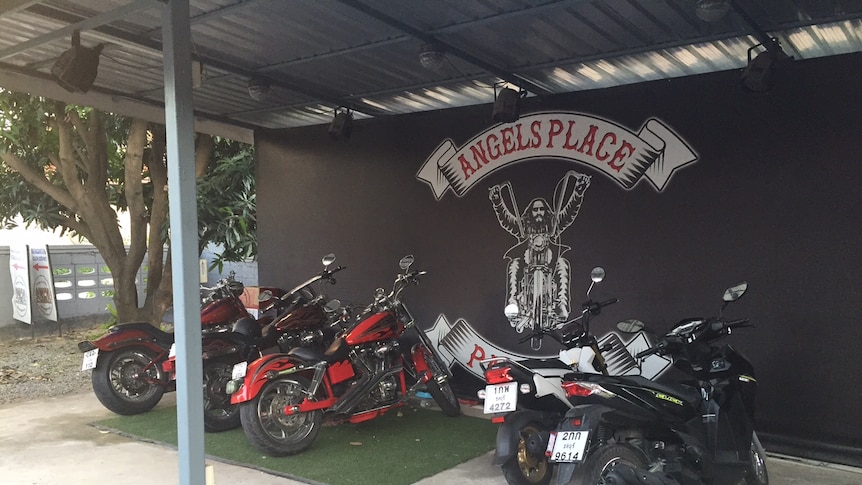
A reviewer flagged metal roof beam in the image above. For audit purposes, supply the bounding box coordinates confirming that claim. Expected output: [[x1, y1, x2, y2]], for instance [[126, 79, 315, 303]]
[[0, 0, 158, 61], [334, 0, 554, 96]]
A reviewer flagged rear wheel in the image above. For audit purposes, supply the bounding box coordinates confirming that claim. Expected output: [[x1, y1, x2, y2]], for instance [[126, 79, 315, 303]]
[[416, 344, 460, 416], [91, 346, 166, 415], [500, 422, 553, 485], [202, 358, 242, 432], [572, 443, 648, 485], [239, 375, 322, 456], [745, 432, 769, 484]]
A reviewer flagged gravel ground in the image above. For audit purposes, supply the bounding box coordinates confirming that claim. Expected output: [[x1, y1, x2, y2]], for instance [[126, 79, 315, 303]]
[[0, 320, 107, 406]]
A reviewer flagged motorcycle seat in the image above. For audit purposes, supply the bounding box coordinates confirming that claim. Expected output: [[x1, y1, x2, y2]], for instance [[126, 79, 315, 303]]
[[288, 337, 350, 364], [110, 321, 174, 345]]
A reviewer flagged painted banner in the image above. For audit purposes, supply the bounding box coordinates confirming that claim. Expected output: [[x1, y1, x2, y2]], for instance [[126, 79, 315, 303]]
[[425, 314, 671, 381], [30, 245, 58, 321], [417, 112, 697, 199], [9, 245, 31, 324]]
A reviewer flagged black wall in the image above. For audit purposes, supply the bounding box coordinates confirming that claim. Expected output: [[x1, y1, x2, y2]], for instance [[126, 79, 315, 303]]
[[255, 52, 862, 465]]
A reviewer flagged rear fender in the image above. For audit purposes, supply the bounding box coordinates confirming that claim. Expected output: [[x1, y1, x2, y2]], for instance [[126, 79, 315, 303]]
[[493, 409, 560, 465], [82, 327, 170, 356], [552, 404, 615, 484], [230, 354, 302, 404]]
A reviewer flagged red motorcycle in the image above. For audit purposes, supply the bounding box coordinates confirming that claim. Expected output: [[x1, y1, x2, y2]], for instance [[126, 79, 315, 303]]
[[227, 255, 461, 456], [163, 254, 347, 432], [78, 272, 264, 416]]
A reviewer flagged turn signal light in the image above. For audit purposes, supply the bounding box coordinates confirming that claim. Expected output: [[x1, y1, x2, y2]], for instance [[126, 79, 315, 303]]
[[485, 366, 513, 384]]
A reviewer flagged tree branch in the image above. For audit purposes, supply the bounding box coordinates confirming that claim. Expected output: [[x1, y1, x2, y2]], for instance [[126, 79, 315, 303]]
[[0, 150, 78, 211]]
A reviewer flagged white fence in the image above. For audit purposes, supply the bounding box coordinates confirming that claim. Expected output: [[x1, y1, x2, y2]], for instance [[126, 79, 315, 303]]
[[0, 245, 257, 328]]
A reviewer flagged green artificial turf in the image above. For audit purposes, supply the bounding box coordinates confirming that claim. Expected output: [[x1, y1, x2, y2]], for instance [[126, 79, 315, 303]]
[[93, 404, 497, 485]]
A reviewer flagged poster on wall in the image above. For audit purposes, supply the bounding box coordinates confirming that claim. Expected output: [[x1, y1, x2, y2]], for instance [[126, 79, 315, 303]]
[[30, 245, 58, 322], [416, 111, 697, 383], [10, 244, 31, 324]]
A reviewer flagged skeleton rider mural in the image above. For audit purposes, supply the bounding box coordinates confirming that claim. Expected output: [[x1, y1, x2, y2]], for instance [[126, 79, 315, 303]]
[[489, 170, 591, 350]]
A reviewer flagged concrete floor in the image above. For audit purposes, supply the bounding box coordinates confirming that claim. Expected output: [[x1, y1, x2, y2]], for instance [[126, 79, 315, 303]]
[[1, 391, 860, 485]]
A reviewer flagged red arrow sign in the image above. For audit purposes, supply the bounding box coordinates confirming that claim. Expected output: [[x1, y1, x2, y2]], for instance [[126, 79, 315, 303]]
[[32, 264, 49, 271], [12, 263, 25, 271]]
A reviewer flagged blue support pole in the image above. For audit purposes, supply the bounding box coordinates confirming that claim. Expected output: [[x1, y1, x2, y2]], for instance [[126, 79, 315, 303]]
[[162, 1, 205, 484]]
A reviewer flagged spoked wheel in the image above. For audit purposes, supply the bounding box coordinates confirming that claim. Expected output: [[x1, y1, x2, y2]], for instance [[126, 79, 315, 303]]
[[501, 422, 553, 485], [415, 343, 460, 416], [746, 432, 769, 484], [91, 346, 166, 415], [572, 443, 648, 485], [239, 375, 322, 456], [202, 358, 241, 432]]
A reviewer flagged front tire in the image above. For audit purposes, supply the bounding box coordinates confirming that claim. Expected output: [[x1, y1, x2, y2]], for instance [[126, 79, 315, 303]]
[[417, 344, 461, 416], [500, 422, 553, 485], [239, 375, 322, 456], [202, 357, 242, 432], [91, 346, 166, 415], [746, 432, 769, 484], [573, 443, 648, 485]]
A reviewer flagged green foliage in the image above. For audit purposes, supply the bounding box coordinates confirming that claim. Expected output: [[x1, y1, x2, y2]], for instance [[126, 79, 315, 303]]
[[197, 138, 257, 268], [0, 90, 256, 265]]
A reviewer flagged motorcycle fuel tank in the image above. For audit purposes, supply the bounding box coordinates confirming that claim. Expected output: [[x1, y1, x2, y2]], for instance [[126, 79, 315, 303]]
[[345, 312, 399, 346], [200, 297, 248, 326]]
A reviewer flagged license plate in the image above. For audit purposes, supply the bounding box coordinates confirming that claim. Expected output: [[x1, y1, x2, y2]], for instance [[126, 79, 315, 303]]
[[231, 361, 248, 380], [483, 382, 517, 414], [81, 348, 99, 371], [547, 430, 589, 462]]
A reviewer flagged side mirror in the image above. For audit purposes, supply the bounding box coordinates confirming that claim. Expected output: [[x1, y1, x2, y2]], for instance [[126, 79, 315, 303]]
[[504, 303, 519, 320], [723, 282, 748, 302], [399, 254, 415, 271], [257, 289, 273, 302], [322, 253, 336, 267], [617, 319, 644, 334], [590, 267, 605, 283]]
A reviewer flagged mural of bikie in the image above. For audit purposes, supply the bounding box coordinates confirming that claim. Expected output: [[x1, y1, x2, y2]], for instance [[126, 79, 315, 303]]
[[489, 170, 590, 350]]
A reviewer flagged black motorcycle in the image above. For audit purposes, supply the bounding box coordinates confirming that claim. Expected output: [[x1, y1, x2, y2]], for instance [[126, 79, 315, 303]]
[[480, 267, 638, 485], [547, 281, 767, 485]]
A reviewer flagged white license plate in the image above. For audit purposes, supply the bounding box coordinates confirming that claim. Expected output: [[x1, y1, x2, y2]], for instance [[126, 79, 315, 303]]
[[231, 361, 248, 380], [483, 382, 517, 414], [547, 430, 590, 462], [81, 348, 99, 371]]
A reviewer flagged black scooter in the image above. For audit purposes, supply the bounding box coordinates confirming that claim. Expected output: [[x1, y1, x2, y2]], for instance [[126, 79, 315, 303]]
[[479, 267, 638, 485], [547, 281, 768, 485]]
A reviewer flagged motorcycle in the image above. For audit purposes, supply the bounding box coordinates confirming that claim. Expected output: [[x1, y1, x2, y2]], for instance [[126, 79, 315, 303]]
[[227, 254, 461, 456], [163, 253, 347, 432], [548, 281, 767, 485], [480, 266, 637, 485], [78, 272, 261, 415]]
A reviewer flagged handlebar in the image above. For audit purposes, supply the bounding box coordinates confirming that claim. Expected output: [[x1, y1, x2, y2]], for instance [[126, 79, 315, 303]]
[[635, 317, 752, 359]]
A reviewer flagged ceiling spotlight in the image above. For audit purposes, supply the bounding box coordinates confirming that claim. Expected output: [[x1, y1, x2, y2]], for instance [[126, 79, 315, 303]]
[[740, 39, 791, 93], [419, 43, 446, 72], [492, 85, 524, 123], [328, 108, 353, 140], [51, 30, 103, 93], [247, 76, 271, 101], [695, 0, 731, 22]]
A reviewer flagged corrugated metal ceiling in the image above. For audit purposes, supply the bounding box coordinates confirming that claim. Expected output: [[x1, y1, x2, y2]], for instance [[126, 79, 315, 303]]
[[1, 0, 861, 136]]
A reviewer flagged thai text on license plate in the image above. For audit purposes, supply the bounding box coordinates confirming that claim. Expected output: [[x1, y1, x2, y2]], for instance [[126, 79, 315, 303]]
[[546, 430, 589, 462], [81, 349, 99, 371], [483, 382, 517, 414]]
